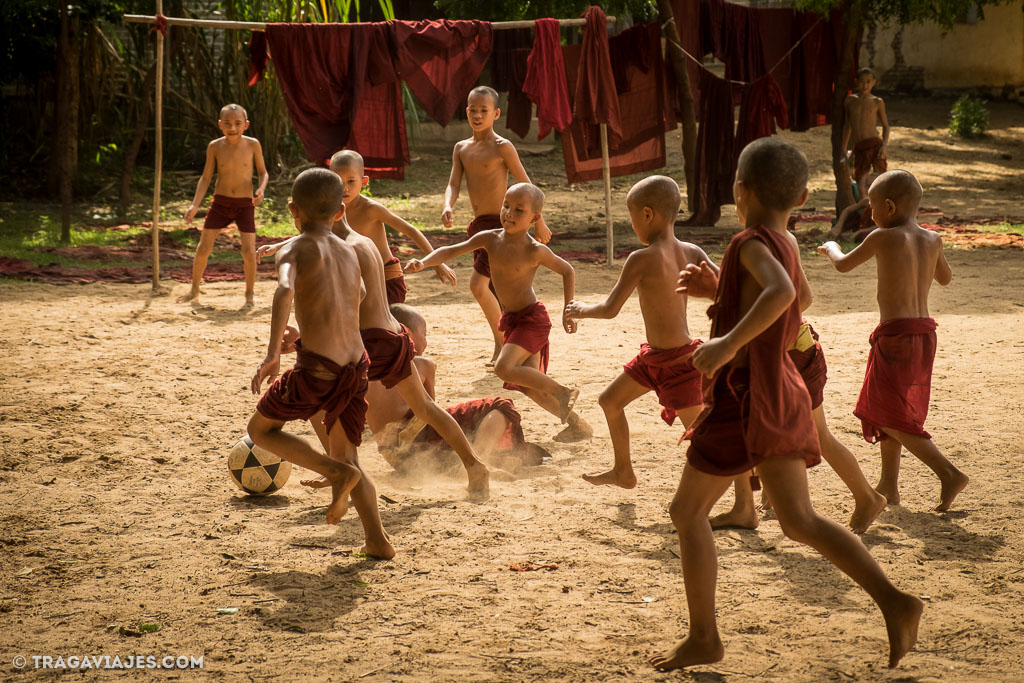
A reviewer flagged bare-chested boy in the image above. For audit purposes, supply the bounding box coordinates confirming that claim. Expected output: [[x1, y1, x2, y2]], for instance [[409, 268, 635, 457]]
[[180, 104, 269, 306], [366, 304, 550, 474], [330, 150, 457, 304], [442, 86, 553, 363], [843, 68, 889, 186], [564, 176, 715, 489], [651, 139, 921, 672], [409, 183, 591, 441], [261, 195, 493, 501], [819, 169, 968, 512], [247, 169, 393, 560]]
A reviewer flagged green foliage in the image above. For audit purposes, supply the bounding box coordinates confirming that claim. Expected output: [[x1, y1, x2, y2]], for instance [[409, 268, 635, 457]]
[[435, 0, 656, 22], [948, 95, 989, 138], [795, 0, 1007, 29]]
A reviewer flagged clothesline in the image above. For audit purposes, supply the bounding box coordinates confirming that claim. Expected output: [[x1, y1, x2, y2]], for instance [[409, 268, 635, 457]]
[[664, 15, 824, 86], [123, 14, 615, 31]]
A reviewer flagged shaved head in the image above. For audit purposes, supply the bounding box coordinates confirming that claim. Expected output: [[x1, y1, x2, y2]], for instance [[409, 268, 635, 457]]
[[291, 168, 343, 221], [627, 175, 682, 219], [330, 149, 365, 174], [507, 182, 544, 212], [868, 170, 922, 213], [468, 86, 499, 108], [390, 303, 427, 353], [219, 103, 247, 120], [736, 138, 808, 211]]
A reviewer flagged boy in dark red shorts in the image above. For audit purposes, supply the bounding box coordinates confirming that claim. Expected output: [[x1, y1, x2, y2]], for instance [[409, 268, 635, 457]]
[[180, 104, 269, 306], [248, 168, 392, 558]]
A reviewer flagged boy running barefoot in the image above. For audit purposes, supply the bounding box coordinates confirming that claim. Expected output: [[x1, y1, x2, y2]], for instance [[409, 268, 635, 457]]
[[442, 86, 552, 364], [408, 183, 591, 441], [564, 176, 716, 489], [843, 68, 890, 186], [819, 169, 968, 512], [247, 170, 391, 561], [651, 139, 921, 672], [180, 103, 269, 306], [331, 150, 456, 303]]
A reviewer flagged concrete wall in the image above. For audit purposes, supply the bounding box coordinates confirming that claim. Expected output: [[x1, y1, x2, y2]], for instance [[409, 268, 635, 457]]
[[862, 1, 1024, 89]]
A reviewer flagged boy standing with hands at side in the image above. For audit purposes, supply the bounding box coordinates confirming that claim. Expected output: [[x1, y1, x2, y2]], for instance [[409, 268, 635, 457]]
[[819, 169, 968, 512], [180, 104, 269, 306], [442, 86, 552, 364], [651, 139, 921, 672], [408, 183, 590, 441], [565, 176, 716, 488], [843, 68, 890, 185]]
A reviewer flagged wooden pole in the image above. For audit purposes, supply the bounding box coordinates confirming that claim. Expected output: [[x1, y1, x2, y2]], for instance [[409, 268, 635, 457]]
[[122, 14, 613, 31], [600, 123, 613, 266], [655, 0, 699, 213], [151, 0, 164, 290]]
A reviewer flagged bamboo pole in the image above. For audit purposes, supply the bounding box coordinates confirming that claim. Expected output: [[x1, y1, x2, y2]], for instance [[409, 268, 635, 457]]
[[151, 0, 164, 290], [600, 123, 613, 266], [122, 14, 613, 31]]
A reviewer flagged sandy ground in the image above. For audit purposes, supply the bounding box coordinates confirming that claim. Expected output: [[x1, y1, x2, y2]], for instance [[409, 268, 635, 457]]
[[2, 241, 1024, 680]]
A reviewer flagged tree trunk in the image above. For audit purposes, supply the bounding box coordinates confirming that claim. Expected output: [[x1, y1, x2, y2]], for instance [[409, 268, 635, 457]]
[[831, 0, 863, 217], [56, 4, 80, 244], [119, 62, 158, 219], [656, 0, 698, 212]]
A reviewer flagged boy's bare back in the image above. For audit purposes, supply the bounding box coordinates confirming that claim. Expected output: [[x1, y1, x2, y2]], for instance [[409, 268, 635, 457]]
[[632, 240, 709, 349], [276, 231, 363, 367], [332, 219, 400, 332], [344, 197, 396, 262]]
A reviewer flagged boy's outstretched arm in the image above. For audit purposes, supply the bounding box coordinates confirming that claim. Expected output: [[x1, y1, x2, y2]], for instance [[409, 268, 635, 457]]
[[934, 239, 952, 286], [251, 252, 296, 394], [818, 232, 880, 273], [374, 205, 457, 287], [186, 142, 216, 223], [441, 144, 464, 228], [692, 240, 795, 377], [565, 252, 643, 321], [405, 233, 490, 272], [501, 143, 551, 244], [256, 235, 298, 264], [537, 246, 576, 333], [253, 140, 269, 205]]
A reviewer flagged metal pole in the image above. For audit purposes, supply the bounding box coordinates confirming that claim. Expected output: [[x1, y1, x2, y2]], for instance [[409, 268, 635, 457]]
[[600, 123, 613, 266], [151, 0, 164, 290]]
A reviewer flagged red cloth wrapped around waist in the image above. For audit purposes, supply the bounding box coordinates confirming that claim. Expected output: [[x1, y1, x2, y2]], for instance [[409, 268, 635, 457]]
[[498, 301, 551, 392], [854, 317, 937, 443], [412, 397, 525, 451], [211, 194, 254, 208], [623, 340, 703, 425], [361, 324, 416, 389]]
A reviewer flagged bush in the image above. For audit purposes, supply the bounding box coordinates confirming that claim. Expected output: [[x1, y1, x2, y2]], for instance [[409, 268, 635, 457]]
[[949, 95, 989, 138]]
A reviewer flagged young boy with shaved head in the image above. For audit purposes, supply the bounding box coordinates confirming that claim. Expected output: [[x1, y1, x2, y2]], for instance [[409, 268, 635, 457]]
[[564, 175, 716, 488], [247, 169, 392, 560], [820, 169, 968, 512], [180, 103, 269, 306], [408, 182, 591, 441], [442, 86, 553, 364], [329, 150, 457, 303], [651, 139, 921, 672]]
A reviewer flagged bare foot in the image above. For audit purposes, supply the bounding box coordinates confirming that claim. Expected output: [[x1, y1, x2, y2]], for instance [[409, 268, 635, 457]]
[[325, 463, 362, 525], [649, 634, 724, 671], [709, 508, 759, 530], [875, 482, 900, 506], [300, 476, 331, 490], [935, 470, 969, 512], [243, 292, 255, 308], [582, 468, 637, 489], [849, 491, 888, 534], [360, 539, 396, 560], [557, 387, 580, 423], [466, 461, 490, 501], [177, 288, 200, 303], [554, 415, 592, 443], [884, 592, 923, 668]]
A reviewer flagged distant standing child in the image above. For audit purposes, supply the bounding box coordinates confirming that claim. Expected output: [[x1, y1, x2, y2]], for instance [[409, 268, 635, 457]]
[[408, 183, 591, 441], [819, 169, 968, 512], [565, 176, 716, 489], [180, 104, 269, 306], [247, 169, 393, 560], [843, 68, 890, 186], [442, 86, 552, 364], [651, 139, 921, 672], [330, 150, 457, 303]]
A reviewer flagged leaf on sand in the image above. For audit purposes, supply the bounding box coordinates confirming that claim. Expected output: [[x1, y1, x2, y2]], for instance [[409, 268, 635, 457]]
[[217, 607, 239, 615], [118, 626, 143, 637], [139, 623, 162, 633], [508, 563, 560, 572], [352, 580, 371, 587]]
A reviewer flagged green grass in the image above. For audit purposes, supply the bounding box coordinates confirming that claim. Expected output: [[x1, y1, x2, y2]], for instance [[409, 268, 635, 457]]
[[980, 222, 1024, 235]]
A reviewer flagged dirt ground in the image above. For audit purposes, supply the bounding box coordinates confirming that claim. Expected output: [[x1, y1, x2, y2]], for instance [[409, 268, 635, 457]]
[[2, 96, 1024, 681]]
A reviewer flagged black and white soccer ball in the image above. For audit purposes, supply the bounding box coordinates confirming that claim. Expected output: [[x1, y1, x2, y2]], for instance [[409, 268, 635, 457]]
[[227, 436, 291, 496]]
